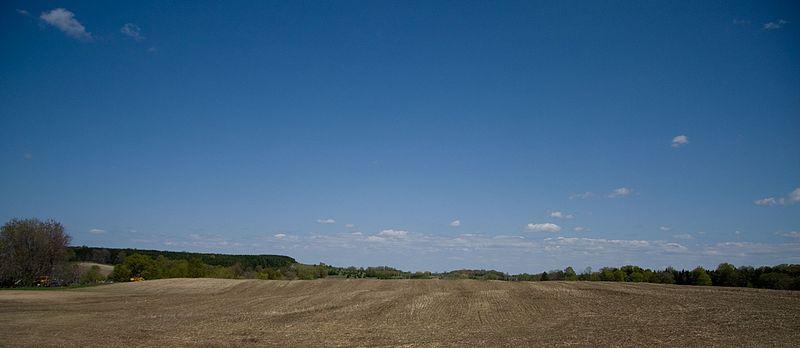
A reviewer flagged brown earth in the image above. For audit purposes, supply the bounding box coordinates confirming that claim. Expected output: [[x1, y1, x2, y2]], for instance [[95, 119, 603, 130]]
[[1, 278, 798, 347]]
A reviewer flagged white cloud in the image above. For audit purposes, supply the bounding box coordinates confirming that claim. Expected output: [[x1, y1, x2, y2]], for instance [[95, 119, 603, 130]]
[[764, 19, 789, 30], [377, 229, 408, 238], [780, 231, 800, 239], [754, 197, 778, 206], [790, 188, 800, 203], [755, 187, 800, 206], [549, 211, 573, 219], [274, 233, 286, 239], [344, 223, 355, 228], [450, 220, 461, 227], [672, 233, 694, 240], [570, 192, 593, 200], [16, 9, 30, 16], [543, 237, 687, 253], [120, 23, 144, 41], [662, 243, 689, 252], [671, 135, 689, 148], [89, 228, 106, 235], [608, 187, 633, 198], [40, 8, 92, 41], [573, 226, 589, 232], [316, 218, 336, 224], [526, 223, 561, 233], [659, 226, 671, 231], [702, 241, 800, 258]]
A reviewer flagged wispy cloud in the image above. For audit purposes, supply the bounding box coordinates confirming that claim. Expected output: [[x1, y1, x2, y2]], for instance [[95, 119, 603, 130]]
[[733, 19, 750, 25], [754, 197, 778, 206], [316, 218, 336, 224], [659, 226, 671, 231], [377, 229, 408, 238], [671, 135, 689, 148], [548, 211, 573, 219], [672, 233, 694, 240], [573, 226, 589, 232], [366, 229, 410, 242], [40, 8, 92, 41], [703, 241, 800, 259], [544, 236, 687, 253], [755, 187, 800, 206], [273, 233, 286, 239], [526, 223, 561, 233], [763, 19, 789, 30], [780, 231, 800, 239], [16, 9, 30, 16], [89, 228, 106, 235], [569, 192, 593, 200], [344, 223, 355, 228], [450, 219, 461, 227], [120, 23, 145, 41], [608, 187, 633, 198]]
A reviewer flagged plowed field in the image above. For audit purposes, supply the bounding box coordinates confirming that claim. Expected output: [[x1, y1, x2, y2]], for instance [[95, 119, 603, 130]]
[[1, 278, 798, 347]]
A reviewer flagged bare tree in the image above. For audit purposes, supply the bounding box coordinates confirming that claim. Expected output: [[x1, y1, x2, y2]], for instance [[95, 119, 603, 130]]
[[0, 218, 71, 286]]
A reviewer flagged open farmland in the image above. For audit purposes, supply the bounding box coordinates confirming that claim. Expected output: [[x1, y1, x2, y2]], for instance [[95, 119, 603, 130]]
[[1, 279, 799, 347]]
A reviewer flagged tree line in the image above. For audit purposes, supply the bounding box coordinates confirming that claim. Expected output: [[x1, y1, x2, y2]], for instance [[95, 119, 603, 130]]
[[2, 218, 799, 290], [70, 246, 295, 270], [507, 264, 800, 290]]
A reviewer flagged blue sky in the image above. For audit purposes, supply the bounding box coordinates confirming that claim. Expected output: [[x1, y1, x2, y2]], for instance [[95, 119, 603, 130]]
[[1, 1, 798, 273]]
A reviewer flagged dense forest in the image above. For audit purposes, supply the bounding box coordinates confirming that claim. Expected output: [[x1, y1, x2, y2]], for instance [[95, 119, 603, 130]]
[[69, 246, 296, 270]]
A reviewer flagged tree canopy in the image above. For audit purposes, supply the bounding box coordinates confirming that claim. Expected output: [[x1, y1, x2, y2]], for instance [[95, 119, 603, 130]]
[[0, 218, 71, 286]]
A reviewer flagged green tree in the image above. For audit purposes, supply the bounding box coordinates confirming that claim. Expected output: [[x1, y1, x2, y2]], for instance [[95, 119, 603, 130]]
[[110, 264, 131, 282], [758, 272, 793, 290], [628, 272, 645, 282], [650, 271, 675, 284], [613, 269, 626, 282], [122, 253, 157, 279], [692, 267, 712, 286], [564, 267, 578, 281], [714, 263, 738, 287], [187, 257, 207, 278], [540, 272, 549, 281], [599, 268, 616, 281]]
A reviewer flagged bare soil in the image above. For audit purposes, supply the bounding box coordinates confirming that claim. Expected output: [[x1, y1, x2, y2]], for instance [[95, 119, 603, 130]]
[[1, 278, 798, 347]]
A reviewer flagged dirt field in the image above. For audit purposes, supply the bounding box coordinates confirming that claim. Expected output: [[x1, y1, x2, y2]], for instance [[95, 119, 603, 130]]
[[1, 279, 798, 347]]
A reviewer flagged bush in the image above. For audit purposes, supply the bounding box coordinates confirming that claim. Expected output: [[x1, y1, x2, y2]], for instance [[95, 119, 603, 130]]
[[81, 265, 106, 284]]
